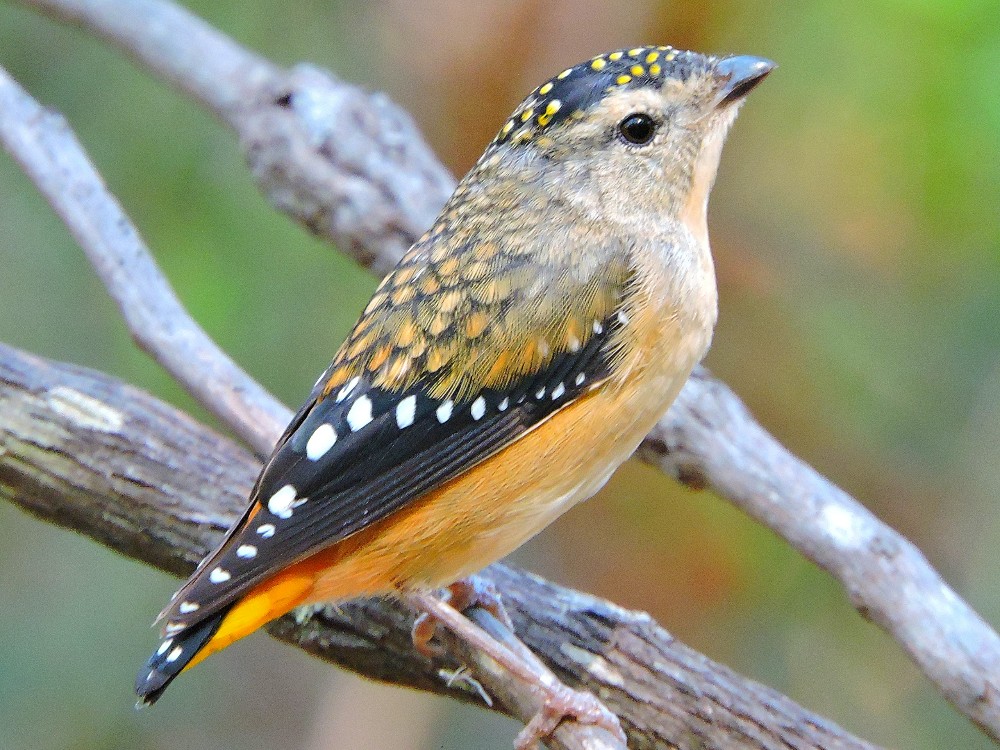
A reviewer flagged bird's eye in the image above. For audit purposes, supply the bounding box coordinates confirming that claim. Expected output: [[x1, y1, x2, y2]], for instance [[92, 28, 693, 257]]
[[618, 113, 657, 145]]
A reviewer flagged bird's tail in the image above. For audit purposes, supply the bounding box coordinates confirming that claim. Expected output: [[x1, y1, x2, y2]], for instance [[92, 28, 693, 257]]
[[135, 562, 320, 705], [135, 608, 228, 706]]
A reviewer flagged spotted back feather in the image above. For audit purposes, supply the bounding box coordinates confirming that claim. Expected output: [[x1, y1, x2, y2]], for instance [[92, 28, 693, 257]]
[[152, 290, 632, 636]]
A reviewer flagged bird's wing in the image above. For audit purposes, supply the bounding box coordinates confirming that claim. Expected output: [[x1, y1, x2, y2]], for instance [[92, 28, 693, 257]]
[[159, 222, 636, 632]]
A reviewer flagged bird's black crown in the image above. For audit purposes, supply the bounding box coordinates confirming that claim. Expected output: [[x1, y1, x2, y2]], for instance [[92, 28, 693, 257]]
[[491, 45, 711, 147]]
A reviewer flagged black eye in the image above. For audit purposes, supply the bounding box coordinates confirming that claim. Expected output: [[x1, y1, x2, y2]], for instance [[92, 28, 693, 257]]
[[618, 113, 657, 145]]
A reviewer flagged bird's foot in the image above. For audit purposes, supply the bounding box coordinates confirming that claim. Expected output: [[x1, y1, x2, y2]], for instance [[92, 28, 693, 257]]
[[407, 588, 625, 749], [514, 681, 624, 749], [411, 575, 513, 658]]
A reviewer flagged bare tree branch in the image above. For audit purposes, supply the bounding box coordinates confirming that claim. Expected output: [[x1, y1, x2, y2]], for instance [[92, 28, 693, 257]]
[[6, 0, 1000, 742], [642, 374, 1000, 739], [0, 62, 286, 457], [26, 0, 455, 277], [0, 341, 880, 750]]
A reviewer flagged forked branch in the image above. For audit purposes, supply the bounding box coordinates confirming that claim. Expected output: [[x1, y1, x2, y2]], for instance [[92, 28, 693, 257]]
[[4, 0, 1000, 743]]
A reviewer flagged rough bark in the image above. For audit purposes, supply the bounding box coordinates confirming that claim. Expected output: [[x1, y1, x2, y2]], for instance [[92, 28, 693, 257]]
[[0, 342, 878, 750]]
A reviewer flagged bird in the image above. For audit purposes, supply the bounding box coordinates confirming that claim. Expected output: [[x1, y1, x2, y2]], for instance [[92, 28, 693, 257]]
[[136, 45, 773, 715]]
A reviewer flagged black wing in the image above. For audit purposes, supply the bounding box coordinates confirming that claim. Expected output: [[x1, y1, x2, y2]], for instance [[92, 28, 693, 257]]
[[157, 309, 623, 630]]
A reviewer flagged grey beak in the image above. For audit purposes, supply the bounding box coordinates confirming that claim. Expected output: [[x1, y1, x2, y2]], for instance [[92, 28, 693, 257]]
[[714, 55, 776, 106]]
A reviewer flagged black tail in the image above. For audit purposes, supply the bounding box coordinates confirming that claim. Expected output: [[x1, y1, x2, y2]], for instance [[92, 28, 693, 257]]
[[135, 609, 227, 706]]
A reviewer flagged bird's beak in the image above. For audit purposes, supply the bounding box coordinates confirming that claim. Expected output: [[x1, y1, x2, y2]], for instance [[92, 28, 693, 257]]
[[713, 55, 776, 107]]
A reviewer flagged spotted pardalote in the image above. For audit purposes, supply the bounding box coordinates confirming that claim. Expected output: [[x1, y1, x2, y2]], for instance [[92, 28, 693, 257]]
[[136, 45, 773, 703]]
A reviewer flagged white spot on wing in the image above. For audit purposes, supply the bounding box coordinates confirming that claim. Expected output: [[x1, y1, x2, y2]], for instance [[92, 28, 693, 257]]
[[396, 395, 417, 428], [166, 646, 183, 663], [436, 400, 453, 423], [209, 567, 231, 584], [575, 372, 586, 385], [471, 396, 486, 420], [237, 544, 258, 559], [267, 485, 297, 519], [498, 397, 509, 411], [157, 639, 173, 656], [257, 523, 275, 538], [568, 336, 581, 353], [616, 310, 629, 325], [551, 382, 565, 400], [336, 376, 360, 403], [535, 387, 546, 399], [306, 423, 337, 460], [593, 320, 604, 334], [178, 601, 199, 614], [164, 623, 184, 636], [347, 395, 373, 431]]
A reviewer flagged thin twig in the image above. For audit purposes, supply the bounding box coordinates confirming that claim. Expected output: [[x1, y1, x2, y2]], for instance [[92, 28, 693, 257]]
[[9, 0, 1000, 740], [0, 62, 287, 457], [25, 0, 455, 277]]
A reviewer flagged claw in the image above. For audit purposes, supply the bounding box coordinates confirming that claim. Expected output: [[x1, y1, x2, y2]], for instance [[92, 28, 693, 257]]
[[411, 575, 515, 657], [514, 681, 625, 749]]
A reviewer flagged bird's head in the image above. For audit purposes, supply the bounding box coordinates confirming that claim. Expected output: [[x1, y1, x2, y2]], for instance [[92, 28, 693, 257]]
[[485, 46, 774, 232]]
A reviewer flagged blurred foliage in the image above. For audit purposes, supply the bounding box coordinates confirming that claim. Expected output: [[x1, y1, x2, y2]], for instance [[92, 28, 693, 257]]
[[0, 1, 997, 748]]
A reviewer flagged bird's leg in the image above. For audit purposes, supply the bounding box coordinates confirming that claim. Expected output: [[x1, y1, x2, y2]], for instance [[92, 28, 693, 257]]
[[448, 576, 517, 631], [407, 588, 626, 749], [412, 576, 515, 658]]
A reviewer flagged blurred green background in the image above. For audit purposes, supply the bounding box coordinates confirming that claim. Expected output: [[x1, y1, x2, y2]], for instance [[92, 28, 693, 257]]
[[1, 0, 999, 748]]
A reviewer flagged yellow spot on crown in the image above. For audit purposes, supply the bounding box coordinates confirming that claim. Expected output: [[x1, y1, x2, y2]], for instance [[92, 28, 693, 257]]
[[539, 82, 553, 95], [665, 50, 678, 61], [520, 108, 534, 122], [501, 121, 513, 136], [591, 58, 606, 70], [630, 64, 644, 76], [649, 63, 661, 76], [609, 51, 623, 61], [646, 51, 660, 63], [557, 68, 573, 79], [628, 47, 644, 56], [616, 74, 632, 85], [537, 100, 561, 128]]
